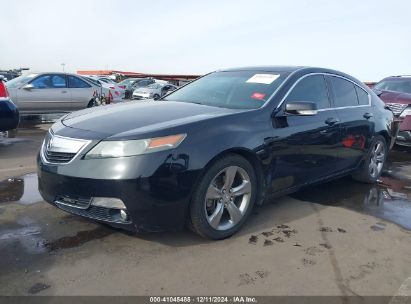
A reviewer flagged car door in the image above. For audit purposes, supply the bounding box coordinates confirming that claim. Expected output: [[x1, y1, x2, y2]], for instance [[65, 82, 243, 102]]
[[269, 74, 342, 192], [16, 74, 71, 113], [67, 75, 95, 110], [326, 75, 374, 171]]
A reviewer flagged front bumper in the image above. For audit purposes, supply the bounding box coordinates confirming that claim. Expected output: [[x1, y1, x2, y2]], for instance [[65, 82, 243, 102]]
[[37, 150, 192, 232], [395, 115, 411, 146], [132, 94, 151, 100], [396, 130, 411, 147]]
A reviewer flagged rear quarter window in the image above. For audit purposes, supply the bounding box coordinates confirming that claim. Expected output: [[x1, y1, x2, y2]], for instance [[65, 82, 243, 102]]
[[355, 86, 369, 105], [329, 76, 358, 107]]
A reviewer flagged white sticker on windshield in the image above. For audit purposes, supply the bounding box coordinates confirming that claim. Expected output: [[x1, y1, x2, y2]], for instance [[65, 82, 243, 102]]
[[246, 74, 280, 85]]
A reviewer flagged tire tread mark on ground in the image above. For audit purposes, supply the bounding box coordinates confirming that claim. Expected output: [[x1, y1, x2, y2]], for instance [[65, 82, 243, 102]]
[[310, 203, 355, 302]]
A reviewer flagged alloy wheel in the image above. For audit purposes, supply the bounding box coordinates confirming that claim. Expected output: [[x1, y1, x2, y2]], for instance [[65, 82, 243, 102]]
[[369, 140, 385, 178], [204, 166, 252, 231]]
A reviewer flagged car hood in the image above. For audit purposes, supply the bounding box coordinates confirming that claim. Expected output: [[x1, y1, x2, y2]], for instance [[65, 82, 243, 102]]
[[379, 90, 411, 105], [61, 100, 240, 139], [135, 88, 155, 94]]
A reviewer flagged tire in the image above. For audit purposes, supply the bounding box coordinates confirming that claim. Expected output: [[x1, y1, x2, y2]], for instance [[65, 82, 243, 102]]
[[153, 94, 160, 100], [189, 154, 257, 240], [87, 99, 97, 108], [352, 135, 387, 183], [0, 129, 17, 138]]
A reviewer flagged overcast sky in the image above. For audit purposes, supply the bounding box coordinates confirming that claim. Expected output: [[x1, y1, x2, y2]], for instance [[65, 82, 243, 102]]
[[1, 0, 410, 81]]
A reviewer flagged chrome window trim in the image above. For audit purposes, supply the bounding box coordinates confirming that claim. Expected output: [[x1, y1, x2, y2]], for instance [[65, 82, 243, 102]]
[[40, 130, 92, 165], [275, 72, 372, 111], [262, 69, 302, 109]]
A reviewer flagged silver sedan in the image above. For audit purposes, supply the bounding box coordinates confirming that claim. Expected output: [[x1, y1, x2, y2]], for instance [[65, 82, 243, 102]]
[[132, 83, 178, 100], [6, 73, 105, 114]]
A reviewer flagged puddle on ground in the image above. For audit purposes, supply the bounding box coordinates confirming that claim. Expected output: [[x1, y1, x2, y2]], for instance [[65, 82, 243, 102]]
[[0, 174, 43, 205], [44, 227, 113, 251], [19, 114, 63, 126], [292, 152, 411, 230]]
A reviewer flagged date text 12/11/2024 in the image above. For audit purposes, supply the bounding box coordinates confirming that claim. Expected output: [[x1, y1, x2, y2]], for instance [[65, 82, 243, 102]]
[[149, 296, 258, 303]]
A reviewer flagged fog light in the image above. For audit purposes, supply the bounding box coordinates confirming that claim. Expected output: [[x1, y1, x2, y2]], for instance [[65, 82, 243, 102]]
[[120, 210, 128, 221], [91, 197, 126, 209]]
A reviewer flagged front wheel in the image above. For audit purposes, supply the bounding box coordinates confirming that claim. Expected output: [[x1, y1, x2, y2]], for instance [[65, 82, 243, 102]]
[[189, 154, 257, 240], [352, 135, 387, 183]]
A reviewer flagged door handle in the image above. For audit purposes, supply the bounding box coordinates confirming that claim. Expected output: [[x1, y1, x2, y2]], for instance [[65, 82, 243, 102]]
[[363, 112, 373, 119], [325, 117, 340, 126]]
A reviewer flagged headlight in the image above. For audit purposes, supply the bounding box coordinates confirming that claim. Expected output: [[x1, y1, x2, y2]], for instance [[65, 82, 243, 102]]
[[400, 107, 411, 117], [84, 134, 186, 159]]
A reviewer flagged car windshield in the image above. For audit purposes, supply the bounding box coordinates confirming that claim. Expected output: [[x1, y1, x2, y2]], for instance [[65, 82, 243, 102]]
[[163, 71, 289, 109], [374, 79, 411, 94], [118, 79, 135, 86], [5, 74, 37, 88]]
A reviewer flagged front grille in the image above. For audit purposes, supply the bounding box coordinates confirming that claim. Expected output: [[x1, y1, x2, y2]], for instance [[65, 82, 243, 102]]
[[41, 131, 91, 165], [386, 103, 408, 116], [55, 202, 130, 224], [44, 150, 76, 163]]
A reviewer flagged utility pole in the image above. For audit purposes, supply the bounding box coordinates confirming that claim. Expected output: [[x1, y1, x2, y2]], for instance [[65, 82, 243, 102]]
[[61, 63, 65, 72]]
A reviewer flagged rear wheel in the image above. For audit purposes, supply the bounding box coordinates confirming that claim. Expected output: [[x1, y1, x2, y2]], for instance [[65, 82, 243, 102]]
[[189, 154, 257, 240], [153, 94, 160, 100], [352, 135, 387, 183], [87, 99, 97, 108]]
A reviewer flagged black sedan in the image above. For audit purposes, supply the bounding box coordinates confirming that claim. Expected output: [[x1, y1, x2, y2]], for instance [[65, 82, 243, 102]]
[[0, 77, 19, 135], [37, 66, 397, 239]]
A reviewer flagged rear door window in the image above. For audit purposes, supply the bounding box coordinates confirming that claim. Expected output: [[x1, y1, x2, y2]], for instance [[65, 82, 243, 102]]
[[285, 75, 330, 109], [68, 75, 91, 88], [51, 75, 67, 88], [329, 76, 358, 107]]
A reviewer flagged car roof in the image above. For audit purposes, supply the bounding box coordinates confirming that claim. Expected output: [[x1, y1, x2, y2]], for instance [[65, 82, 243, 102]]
[[382, 75, 411, 80], [220, 66, 306, 73], [25, 72, 88, 78]]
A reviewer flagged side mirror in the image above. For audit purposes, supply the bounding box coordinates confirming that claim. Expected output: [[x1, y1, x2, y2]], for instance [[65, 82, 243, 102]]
[[22, 84, 35, 90], [285, 101, 318, 116]]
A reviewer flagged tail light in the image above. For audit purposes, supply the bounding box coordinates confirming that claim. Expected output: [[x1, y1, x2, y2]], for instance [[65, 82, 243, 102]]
[[115, 91, 120, 96], [110, 86, 115, 90], [0, 80, 9, 98], [119, 85, 125, 89]]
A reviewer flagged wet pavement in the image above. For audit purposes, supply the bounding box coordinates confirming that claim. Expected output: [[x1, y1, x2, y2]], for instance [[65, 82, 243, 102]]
[[0, 174, 43, 205], [292, 149, 411, 230], [1, 117, 411, 296]]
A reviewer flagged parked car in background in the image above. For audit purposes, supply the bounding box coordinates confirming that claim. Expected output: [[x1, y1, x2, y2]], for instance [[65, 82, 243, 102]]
[[132, 82, 177, 100], [118, 78, 139, 99], [373, 75, 411, 146], [0, 76, 19, 136], [38, 66, 397, 240], [5, 73, 103, 114], [84, 76, 125, 102], [123, 78, 155, 99], [79, 76, 111, 103], [117, 78, 139, 89], [96, 77, 117, 85]]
